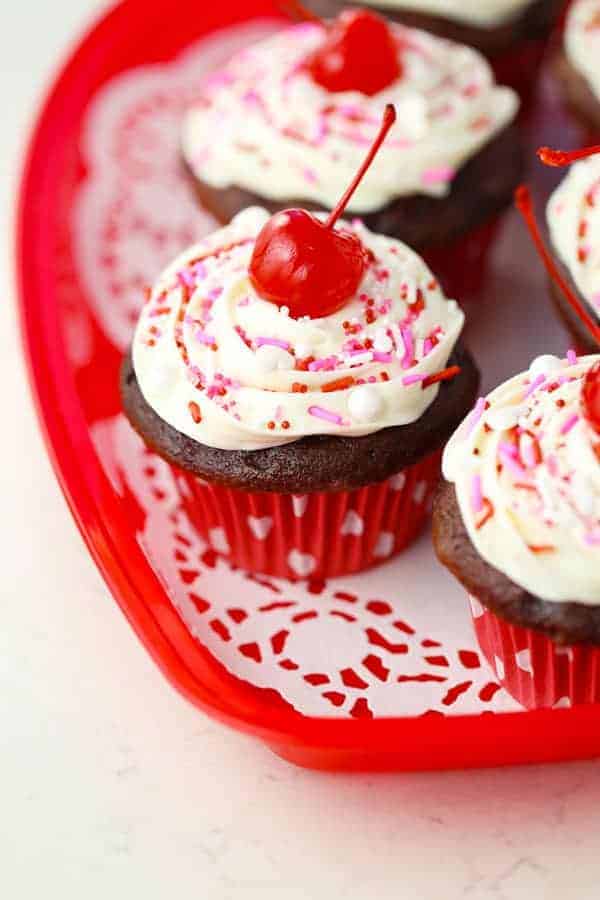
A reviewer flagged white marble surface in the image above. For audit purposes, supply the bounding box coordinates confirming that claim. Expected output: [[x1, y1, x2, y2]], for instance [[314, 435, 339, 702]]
[[3, 2, 600, 897]]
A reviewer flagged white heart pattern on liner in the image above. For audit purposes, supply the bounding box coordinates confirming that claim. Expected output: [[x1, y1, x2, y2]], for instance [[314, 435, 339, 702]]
[[209, 526, 230, 554], [247, 515, 273, 541], [515, 648, 533, 675], [288, 549, 317, 577], [340, 510, 364, 537], [373, 532, 394, 558], [292, 496, 308, 518], [494, 655, 505, 681], [469, 595, 485, 619], [413, 481, 428, 505], [389, 472, 406, 491]]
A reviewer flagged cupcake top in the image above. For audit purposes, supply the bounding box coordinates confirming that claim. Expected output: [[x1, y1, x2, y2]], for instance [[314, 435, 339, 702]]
[[443, 354, 600, 605], [565, 0, 600, 101], [132, 207, 464, 452], [547, 155, 600, 321], [360, 0, 536, 28], [182, 22, 518, 214]]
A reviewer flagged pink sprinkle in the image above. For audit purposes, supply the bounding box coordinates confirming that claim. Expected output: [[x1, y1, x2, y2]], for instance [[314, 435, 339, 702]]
[[192, 262, 207, 279], [303, 167, 319, 185], [402, 374, 425, 386], [177, 270, 195, 289], [308, 356, 337, 372], [195, 330, 217, 347], [585, 529, 600, 546], [422, 165, 456, 187], [471, 475, 483, 513], [546, 454, 559, 476], [567, 349, 578, 365], [523, 374, 546, 400], [560, 413, 579, 435], [498, 446, 526, 478], [467, 398, 486, 436], [400, 327, 414, 370], [423, 338, 434, 357], [372, 351, 393, 363], [308, 406, 345, 426], [592, 293, 600, 311], [256, 337, 291, 351]]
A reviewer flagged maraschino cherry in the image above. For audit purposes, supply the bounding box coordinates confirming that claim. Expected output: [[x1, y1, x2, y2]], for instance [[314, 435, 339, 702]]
[[284, 1, 402, 96], [517, 142, 600, 436], [249, 103, 397, 319], [583, 362, 600, 435]]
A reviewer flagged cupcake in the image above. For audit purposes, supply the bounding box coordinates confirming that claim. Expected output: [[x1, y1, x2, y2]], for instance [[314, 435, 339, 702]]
[[544, 145, 600, 354], [434, 350, 600, 709], [182, 8, 522, 297], [123, 108, 479, 580], [303, 0, 565, 99], [554, 0, 600, 135]]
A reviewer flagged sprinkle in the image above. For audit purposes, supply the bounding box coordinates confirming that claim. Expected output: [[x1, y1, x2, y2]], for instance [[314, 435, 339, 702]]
[[372, 351, 393, 363], [255, 337, 291, 351], [195, 330, 217, 347], [567, 349, 578, 366], [523, 374, 546, 400], [471, 475, 483, 513], [560, 413, 579, 435], [422, 165, 456, 187], [498, 444, 525, 478], [467, 398, 487, 436], [528, 545, 556, 554], [292, 382, 308, 393], [400, 327, 414, 369], [585, 530, 600, 546], [177, 270, 195, 289], [308, 356, 338, 372], [321, 376, 356, 393], [475, 497, 494, 530], [422, 366, 461, 389], [188, 402, 202, 424], [308, 406, 345, 426], [402, 374, 426, 386]]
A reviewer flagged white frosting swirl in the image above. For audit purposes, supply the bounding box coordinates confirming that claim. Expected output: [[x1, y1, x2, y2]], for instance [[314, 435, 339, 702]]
[[182, 23, 518, 213], [547, 155, 600, 321], [132, 207, 465, 451], [362, 0, 535, 28], [565, 0, 600, 101], [443, 355, 600, 604]]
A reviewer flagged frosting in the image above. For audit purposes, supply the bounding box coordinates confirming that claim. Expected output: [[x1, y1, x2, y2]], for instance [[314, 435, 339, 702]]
[[547, 155, 600, 320], [361, 0, 535, 28], [182, 23, 518, 214], [132, 207, 465, 451], [443, 354, 600, 605], [565, 0, 600, 101]]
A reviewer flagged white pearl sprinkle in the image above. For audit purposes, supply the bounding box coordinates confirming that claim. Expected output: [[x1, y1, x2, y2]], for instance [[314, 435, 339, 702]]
[[373, 329, 393, 353], [485, 405, 525, 431], [255, 345, 295, 373], [528, 355, 563, 380], [348, 385, 383, 423]]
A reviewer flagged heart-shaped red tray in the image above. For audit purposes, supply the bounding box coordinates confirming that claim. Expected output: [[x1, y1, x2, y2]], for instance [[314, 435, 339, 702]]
[[17, 0, 600, 770]]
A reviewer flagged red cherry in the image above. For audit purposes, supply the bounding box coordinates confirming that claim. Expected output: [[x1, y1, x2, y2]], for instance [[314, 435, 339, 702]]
[[583, 362, 600, 435], [249, 104, 397, 319], [284, 2, 402, 96], [308, 9, 401, 96]]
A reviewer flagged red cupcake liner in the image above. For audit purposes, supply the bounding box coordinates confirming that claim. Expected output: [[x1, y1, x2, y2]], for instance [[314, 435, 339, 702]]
[[470, 596, 600, 709], [175, 450, 442, 580], [423, 215, 502, 302]]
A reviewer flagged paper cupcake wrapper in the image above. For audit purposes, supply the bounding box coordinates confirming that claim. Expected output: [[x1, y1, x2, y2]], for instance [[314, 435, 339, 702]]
[[423, 216, 501, 303], [175, 450, 442, 580], [470, 595, 600, 709]]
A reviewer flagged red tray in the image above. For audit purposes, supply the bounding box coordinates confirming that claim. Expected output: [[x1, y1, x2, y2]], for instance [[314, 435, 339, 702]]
[[17, 0, 600, 771]]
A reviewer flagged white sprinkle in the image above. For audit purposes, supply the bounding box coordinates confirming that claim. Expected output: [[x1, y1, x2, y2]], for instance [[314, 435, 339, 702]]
[[485, 405, 525, 431], [373, 329, 393, 353], [255, 345, 295, 373], [528, 355, 563, 380], [348, 385, 383, 423]]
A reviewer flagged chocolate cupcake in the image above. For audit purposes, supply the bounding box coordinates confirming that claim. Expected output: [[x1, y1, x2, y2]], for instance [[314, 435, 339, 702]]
[[554, 0, 600, 135], [121, 154, 479, 581], [304, 0, 565, 98], [546, 151, 600, 353], [433, 351, 600, 708], [182, 11, 522, 297]]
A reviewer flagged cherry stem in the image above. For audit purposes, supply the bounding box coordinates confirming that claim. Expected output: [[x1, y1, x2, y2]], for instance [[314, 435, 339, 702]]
[[537, 145, 600, 167], [326, 104, 397, 230], [280, 0, 322, 24], [515, 185, 600, 345]]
